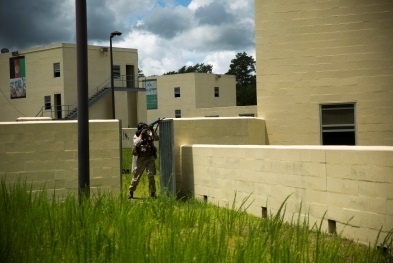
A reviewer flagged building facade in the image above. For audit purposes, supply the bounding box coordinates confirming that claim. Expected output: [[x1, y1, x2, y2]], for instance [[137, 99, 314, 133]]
[[0, 43, 140, 128], [255, 0, 393, 146], [141, 73, 242, 123]]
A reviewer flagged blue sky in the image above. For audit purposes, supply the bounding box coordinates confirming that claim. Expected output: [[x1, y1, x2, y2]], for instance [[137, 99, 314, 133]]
[[0, 0, 255, 76], [170, 0, 192, 7]]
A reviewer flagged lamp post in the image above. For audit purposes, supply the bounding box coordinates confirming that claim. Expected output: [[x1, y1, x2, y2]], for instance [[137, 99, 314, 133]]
[[110, 31, 122, 119]]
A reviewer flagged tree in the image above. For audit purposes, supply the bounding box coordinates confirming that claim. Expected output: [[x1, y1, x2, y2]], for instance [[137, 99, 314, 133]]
[[164, 63, 213, 75], [138, 68, 145, 77], [226, 52, 256, 106]]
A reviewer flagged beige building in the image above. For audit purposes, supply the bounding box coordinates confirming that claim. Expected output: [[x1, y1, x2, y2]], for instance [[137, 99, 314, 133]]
[[140, 73, 254, 123], [255, 0, 393, 146], [0, 43, 140, 128], [0, 44, 253, 128]]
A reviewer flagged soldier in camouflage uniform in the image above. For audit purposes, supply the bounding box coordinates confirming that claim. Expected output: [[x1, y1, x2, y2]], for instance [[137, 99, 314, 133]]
[[128, 122, 158, 199]]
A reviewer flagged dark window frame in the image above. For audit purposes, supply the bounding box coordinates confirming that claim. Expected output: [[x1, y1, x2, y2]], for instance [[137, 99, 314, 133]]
[[113, 65, 121, 79], [44, 96, 51, 111], [174, 87, 181, 98], [320, 103, 356, 145], [214, 86, 219, 97], [175, 109, 181, 118], [53, 63, 60, 78]]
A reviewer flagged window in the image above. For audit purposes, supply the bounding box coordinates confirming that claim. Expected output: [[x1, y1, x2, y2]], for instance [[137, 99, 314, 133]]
[[175, 109, 181, 118], [320, 103, 356, 145], [214, 87, 219, 97], [113, 65, 120, 79], [44, 96, 51, 110], [174, 87, 180, 98], [53, 63, 60, 78]]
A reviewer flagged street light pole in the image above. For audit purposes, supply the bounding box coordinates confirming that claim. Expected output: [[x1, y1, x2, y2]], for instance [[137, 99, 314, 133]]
[[110, 31, 122, 119], [75, 0, 90, 203]]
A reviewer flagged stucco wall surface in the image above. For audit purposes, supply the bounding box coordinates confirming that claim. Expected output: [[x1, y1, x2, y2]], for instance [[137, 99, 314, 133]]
[[181, 144, 393, 245], [0, 120, 121, 198]]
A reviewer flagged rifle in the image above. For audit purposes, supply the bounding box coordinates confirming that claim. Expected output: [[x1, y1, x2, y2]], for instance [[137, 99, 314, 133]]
[[140, 117, 165, 140], [149, 117, 165, 127]]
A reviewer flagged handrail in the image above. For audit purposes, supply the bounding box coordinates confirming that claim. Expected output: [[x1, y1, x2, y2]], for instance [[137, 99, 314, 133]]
[[35, 105, 75, 119], [65, 77, 111, 113], [35, 107, 43, 117], [34, 74, 143, 119]]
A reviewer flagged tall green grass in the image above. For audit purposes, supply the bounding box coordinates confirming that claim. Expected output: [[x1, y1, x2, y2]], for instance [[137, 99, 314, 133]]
[[1, 178, 391, 262]]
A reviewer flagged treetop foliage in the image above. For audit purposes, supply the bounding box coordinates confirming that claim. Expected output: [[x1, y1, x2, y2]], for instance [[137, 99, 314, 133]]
[[164, 63, 213, 75], [226, 52, 256, 86]]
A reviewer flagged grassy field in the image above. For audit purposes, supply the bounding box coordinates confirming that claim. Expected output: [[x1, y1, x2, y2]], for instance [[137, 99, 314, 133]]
[[0, 151, 391, 262]]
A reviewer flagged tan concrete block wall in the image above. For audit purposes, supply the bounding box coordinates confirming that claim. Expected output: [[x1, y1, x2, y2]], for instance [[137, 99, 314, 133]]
[[173, 118, 266, 194], [181, 144, 393, 245], [184, 105, 257, 118], [255, 0, 393, 145], [0, 120, 121, 198]]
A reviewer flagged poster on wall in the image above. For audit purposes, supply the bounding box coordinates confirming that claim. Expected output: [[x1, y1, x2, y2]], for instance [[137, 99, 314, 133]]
[[9, 56, 26, 99], [145, 79, 157, 109]]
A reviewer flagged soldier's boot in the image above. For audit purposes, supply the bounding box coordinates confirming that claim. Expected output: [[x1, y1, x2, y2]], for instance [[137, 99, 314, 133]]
[[128, 191, 134, 199]]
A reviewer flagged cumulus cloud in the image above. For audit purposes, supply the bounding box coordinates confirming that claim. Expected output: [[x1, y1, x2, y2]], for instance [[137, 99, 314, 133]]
[[0, 0, 255, 76], [194, 2, 235, 26], [136, 6, 193, 39]]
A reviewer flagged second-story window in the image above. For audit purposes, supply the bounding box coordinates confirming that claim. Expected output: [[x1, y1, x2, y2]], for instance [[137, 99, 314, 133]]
[[53, 63, 60, 78], [44, 96, 51, 110], [113, 65, 120, 79], [174, 87, 181, 98], [214, 87, 219, 97]]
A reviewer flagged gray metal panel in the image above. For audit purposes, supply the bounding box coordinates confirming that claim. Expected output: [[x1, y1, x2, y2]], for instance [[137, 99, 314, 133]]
[[159, 119, 176, 196]]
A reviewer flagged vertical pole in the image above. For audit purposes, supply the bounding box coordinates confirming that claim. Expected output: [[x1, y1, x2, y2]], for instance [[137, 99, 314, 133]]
[[75, 0, 90, 202], [110, 37, 115, 119]]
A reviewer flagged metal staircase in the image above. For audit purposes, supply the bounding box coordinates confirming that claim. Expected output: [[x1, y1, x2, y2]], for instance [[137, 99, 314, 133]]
[[65, 84, 111, 119], [35, 78, 112, 120], [35, 75, 144, 120]]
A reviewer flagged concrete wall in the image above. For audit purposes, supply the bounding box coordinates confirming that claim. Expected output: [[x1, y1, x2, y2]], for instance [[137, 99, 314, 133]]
[[255, 0, 393, 145], [172, 118, 266, 194], [181, 144, 393, 245], [184, 105, 257, 118], [0, 120, 122, 198]]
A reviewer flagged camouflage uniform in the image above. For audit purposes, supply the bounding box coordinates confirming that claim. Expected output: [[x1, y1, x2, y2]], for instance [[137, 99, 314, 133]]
[[129, 123, 158, 198]]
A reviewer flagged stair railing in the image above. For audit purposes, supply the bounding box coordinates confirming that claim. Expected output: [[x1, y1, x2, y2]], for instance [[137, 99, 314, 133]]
[[35, 74, 142, 119]]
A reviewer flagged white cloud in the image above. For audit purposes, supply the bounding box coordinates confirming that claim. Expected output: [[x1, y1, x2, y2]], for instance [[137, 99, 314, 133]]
[[203, 51, 236, 74], [188, 0, 214, 11], [0, 0, 255, 77]]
